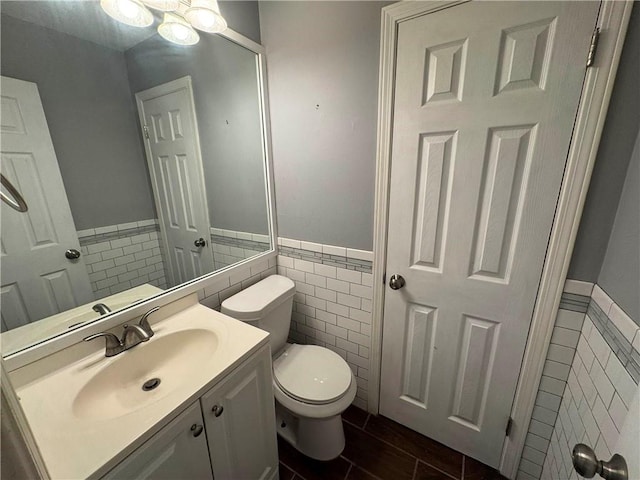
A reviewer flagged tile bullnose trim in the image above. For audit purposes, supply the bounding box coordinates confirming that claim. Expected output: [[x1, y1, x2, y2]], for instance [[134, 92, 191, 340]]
[[563, 279, 594, 297], [278, 237, 373, 273], [78, 219, 160, 246]]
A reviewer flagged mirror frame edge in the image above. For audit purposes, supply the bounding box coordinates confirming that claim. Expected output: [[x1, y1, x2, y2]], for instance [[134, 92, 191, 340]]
[[2, 26, 278, 373]]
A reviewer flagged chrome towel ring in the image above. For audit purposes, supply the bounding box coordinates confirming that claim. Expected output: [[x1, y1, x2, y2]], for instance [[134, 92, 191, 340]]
[[1, 174, 28, 212]]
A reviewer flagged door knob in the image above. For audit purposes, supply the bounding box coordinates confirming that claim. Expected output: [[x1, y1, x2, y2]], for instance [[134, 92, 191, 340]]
[[572, 443, 628, 480], [190, 424, 204, 437], [194, 238, 206, 248], [65, 248, 81, 259], [389, 274, 406, 290]]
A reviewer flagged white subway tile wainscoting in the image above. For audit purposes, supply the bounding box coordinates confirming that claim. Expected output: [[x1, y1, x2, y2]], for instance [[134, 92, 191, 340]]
[[517, 283, 639, 480], [276, 237, 373, 411], [210, 228, 271, 271], [78, 219, 168, 298]]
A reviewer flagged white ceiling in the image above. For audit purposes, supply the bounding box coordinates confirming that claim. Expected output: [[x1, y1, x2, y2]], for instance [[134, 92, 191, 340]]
[[1, 0, 159, 51]]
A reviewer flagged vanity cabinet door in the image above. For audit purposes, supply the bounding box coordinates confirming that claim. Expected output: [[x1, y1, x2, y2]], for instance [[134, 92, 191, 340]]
[[201, 345, 278, 480], [102, 401, 213, 480]]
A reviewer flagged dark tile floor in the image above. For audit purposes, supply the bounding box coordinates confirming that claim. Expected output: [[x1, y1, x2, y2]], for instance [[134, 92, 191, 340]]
[[278, 406, 507, 480]]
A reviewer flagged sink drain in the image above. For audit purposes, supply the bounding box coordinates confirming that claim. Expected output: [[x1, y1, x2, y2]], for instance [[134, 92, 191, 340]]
[[142, 378, 161, 391]]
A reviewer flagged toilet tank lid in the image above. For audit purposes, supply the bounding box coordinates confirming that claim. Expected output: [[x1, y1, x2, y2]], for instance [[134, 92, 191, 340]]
[[221, 275, 295, 320]]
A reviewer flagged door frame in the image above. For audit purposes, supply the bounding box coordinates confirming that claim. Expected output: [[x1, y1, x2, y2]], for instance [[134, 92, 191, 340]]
[[369, 1, 633, 477], [135, 75, 213, 287]]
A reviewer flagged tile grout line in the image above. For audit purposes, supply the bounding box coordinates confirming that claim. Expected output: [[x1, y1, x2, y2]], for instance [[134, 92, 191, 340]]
[[346, 418, 460, 480], [279, 460, 296, 480], [343, 460, 353, 480], [415, 459, 460, 480], [362, 413, 371, 430], [343, 417, 367, 431], [350, 463, 385, 480]]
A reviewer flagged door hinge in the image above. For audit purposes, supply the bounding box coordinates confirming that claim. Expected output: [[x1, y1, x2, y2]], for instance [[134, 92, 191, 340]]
[[506, 417, 514, 437], [143, 125, 150, 139], [586, 27, 600, 68]]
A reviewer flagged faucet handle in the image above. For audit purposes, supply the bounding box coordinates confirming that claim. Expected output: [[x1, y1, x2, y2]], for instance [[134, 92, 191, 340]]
[[84, 332, 123, 357], [139, 306, 160, 337]]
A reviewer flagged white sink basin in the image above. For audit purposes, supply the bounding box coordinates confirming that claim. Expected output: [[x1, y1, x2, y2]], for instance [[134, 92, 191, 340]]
[[73, 329, 219, 420]]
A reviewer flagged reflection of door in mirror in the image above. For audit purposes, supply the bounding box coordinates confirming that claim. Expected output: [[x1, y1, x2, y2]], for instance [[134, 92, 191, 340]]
[[136, 77, 214, 286], [0, 76, 93, 331]]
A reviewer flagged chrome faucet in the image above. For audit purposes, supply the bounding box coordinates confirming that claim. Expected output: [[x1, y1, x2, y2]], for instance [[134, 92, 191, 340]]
[[92, 303, 112, 315], [122, 323, 151, 348], [83, 306, 160, 357]]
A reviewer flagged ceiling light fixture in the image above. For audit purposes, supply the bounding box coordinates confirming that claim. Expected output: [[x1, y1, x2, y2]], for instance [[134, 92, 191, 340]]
[[100, 0, 226, 46], [100, 0, 153, 28], [185, 0, 227, 33], [141, 0, 181, 12], [158, 11, 200, 45]]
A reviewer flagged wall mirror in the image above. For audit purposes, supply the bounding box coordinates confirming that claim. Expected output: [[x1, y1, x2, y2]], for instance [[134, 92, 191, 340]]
[[0, 1, 273, 356]]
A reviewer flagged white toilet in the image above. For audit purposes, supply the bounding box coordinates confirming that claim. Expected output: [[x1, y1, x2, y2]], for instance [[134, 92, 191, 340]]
[[221, 274, 357, 461]]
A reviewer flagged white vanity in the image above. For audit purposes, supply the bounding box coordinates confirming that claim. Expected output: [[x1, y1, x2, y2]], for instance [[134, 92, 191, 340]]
[[7, 293, 279, 479]]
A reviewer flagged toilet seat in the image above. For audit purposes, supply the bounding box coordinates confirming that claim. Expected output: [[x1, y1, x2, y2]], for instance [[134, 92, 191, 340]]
[[273, 344, 353, 405], [273, 373, 358, 420]]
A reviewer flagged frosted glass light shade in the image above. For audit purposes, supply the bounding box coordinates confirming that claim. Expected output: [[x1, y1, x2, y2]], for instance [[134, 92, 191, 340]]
[[185, 0, 227, 33], [100, 0, 153, 27], [158, 12, 200, 45], [141, 0, 180, 12]]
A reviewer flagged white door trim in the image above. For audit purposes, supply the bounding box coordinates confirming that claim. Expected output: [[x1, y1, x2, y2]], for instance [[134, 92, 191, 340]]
[[369, 1, 633, 477]]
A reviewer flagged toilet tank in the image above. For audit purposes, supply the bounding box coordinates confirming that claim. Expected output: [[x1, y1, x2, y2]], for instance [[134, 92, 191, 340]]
[[221, 275, 295, 353]]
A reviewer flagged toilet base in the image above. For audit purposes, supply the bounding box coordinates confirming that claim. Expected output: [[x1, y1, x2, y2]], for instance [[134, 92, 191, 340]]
[[275, 401, 346, 461]]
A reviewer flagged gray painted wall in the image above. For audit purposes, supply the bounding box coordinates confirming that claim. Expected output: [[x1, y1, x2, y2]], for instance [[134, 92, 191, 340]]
[[219, 1, 261, 43], [125, 33, 269, 235], [1, 15, 156, 230], [0, 0, 264, 233], [259, 1, 390, 250], [598, 131, 639, 323], [568, 4, 640, 281]]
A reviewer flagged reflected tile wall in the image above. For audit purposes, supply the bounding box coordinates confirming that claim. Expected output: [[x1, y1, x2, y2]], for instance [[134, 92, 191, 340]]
[[77, 219, 168, 298], [210, 228, 270, 271]]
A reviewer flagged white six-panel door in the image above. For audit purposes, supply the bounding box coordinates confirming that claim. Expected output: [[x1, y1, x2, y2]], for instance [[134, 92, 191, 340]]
[[136, 77, 214, 287], [380, 1, 600, 467], [0, 76, 93, 332]]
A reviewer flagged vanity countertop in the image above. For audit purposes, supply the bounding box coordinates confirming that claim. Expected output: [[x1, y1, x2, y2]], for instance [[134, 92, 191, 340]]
[[10, 299, 269, 479]]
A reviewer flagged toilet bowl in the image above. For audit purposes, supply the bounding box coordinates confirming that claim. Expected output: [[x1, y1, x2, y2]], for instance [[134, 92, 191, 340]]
[[221, 275, 357, 460]]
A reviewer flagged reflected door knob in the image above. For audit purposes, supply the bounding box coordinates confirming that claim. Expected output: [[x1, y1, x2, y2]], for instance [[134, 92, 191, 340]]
[[65, 248, 81, 259], [194, 238, 206, 248], [389, 274, 406, 290], [572, 443, 628, 480], [190, 424, 204, 437]]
